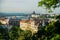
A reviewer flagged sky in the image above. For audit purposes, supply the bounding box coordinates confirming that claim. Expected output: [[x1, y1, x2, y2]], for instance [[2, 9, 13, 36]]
[[0, 0, 60, 14]]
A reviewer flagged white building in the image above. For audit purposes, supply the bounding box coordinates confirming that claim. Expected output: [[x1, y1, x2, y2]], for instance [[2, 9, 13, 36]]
[[31, 11, 40, 18], [0, 18, 9, 25]]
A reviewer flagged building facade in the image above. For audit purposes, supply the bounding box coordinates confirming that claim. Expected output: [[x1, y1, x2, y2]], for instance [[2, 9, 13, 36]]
[[20, 19, 38, 33], [9, 18, 20, 27]]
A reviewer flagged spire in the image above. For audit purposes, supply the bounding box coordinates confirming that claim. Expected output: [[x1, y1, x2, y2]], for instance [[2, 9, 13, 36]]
[[32, 11, 35, 14]]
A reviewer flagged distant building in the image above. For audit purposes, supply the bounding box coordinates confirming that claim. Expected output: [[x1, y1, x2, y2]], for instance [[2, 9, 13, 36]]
[[43, 18, 49, 26], [0, 18, 11, 31], [9, 18, 20, 27], [31, 11, 40, 18], [0, 18, 9, 25], [20, 17, 50, 33]]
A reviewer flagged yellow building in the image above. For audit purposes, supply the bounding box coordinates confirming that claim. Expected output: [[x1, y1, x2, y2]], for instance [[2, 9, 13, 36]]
[[20, 19, 38, 33]]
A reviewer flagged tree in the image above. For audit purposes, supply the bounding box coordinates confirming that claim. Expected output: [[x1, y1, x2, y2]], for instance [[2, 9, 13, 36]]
[[9, 25, 32, 40], [33, 20, 60, 40], [18, 30, 32, 40], [56, 15, 60, 19], [38, 0, 60, 12], [34, 26, 46, 40], [18, 28, 25, 40], [9, 26, 19, 40], [0, 22, 9, 40], [24, 30, 32, 40], [0, 26, 9, 40]]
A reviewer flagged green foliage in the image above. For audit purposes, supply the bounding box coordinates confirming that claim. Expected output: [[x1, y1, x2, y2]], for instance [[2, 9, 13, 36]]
[[44, 20, 60, 40], [24, 30, 32, 40], [9, 26, 19, 40], [9, 26, 32, 40], [56, 15, 60, 19], [19, 30, 32, 40], [33, 20, 60, 40], [0, 20, 60, 40], [38, 0, 60, 12], [0, 26, 9, 40]]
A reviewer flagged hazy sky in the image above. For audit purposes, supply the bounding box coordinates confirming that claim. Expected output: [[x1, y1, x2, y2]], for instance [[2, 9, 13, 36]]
[[0, 0, 60, 13]]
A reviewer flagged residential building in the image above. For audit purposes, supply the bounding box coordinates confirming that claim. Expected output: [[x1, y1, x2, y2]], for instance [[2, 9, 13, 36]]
[[9, 17, 20, 27], [0, 18, 9, 25], [20, 19, 38, 33]]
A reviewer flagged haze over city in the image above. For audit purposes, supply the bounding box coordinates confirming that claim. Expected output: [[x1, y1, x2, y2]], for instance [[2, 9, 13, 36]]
[[0, 0, 60, 14], [0, 0, 60, 40]]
